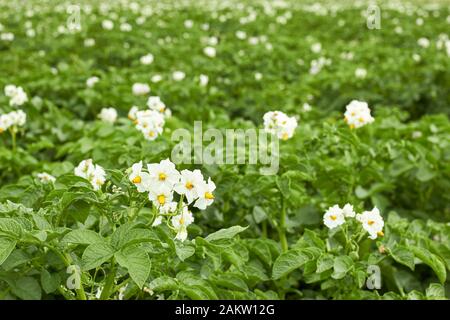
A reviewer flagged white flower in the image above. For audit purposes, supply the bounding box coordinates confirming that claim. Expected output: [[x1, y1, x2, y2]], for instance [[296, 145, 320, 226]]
[[8, 110, 27, 127], [89, 165, 106, 191], [84, 38, 95, 47], [235, 30, 247, 39], [323, 205, 345, 229], [263, 111, 298, 140], [254, 72, 263, 81], [129, 161, 151, 192], [128, 106, 139, 120], [174, 169, 204, 204], [37, 172, 56, 184], [302, 103, 312, 112], [148, 184, 174, 208], [412, 53, 421, 62], [342, 203, 356, 218], [417, 37, 430, 48], [184, 20, 193, 28], [132, 83, 150, 96], [147, 159, 180, 189], [355, 68, 367, 79], [120, 22, 132, 32], [172, 71, 185, 81], [311, 42, 322, 53], [1, 32, 14, 41], [134, 109, 165, 140], [194, 177, 216, 210], [344, 100, 374, 129], [86, 76, 99, 88], [74, 159, 95, 180], [5, 85, 28, 106], [147, 96, 166, 113], [151, 74, 162, 83], [152, 216, 163, 227], [203, 46, 216, 58], [171, 207, 194, 241], [140, 53, 154, 65], [309, 57, 331, 75], [356, 207, 384, 240], [199, 74, 209, 86], [102, 20, 114, 30], [0, 114, 13, 133], [98, 107, 117, 123]]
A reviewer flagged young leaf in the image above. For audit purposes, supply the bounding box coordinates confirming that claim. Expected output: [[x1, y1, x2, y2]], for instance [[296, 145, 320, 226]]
[[205, 225, 248, 242], [332, 256, 353, 279], [115, 246, 151, 289], [81, 242, 115, 271], [0, 238, 17, 265], [272, 247, 321, 280]]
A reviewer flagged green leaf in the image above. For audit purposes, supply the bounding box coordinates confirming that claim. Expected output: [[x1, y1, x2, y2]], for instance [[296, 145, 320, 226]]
[[390, 246, 415, 271], [332, 256, 353, 279], [62, 229, 104, 246], [175, 242, 195, 261], [410, 246, 447, 284], [316, 254, 334, 273], [211, 273, 248, 292], [272, 247, 320, 280], [149, 276, 178, 292], [181, 284, 216, 300], [425, 283, 446, 299], [115, 246, 151, 289], [11, 277, 42, 300], [110, 222, 138, 249], [81, 242, 115, 271], [205, 225, 248, 242], [0, 238, 17, 265], [41, 270, 59, 294], [0, 218, 23, 238]]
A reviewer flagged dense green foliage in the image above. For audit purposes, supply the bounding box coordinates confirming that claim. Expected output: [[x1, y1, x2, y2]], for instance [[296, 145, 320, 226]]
[[0, 0, 449, 300]]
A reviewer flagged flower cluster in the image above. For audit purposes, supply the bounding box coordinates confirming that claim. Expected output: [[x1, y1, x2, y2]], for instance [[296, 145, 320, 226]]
[[263, 111, 298, 140], [128, 159, 216, 241], [323, 204, 384, 240], [74, 159, 106, 191], [344, 100, 374, 129], [128, 96, 170, 141], [4, 85, 28, 107], [0, 110, 26, 133], [37, 172, 56, 184]]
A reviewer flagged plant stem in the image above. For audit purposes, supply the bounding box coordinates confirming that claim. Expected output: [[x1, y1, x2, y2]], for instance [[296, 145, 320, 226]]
[[100, 258, 117, 300], [10, 127, 16, 152], [278, 195, 288, 252]]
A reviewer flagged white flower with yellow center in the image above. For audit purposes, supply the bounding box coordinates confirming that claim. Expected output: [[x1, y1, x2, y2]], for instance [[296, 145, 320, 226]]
[[0, 114, 13, 133], [356, 207, 384, 240], [128, 106, 139, 121], [129, 161, 151, 192], [74, 159, 95, 180], [88, 164, 106, 191], [148, 184, 173, 208], [344, 100, 374, 129], [194, 177, 216, 210], [147, 96, 166, 114], [171, 207, 194, 241], [203, 46, 216, 58], [134, 110, 165, 141], [323, 205, 345, 229], [147, 159, 180, 189], [172, 71, 185, 81], [263, 111, 298, 141], [174, 169, 204, 204], [86, 76, 99, 88], [6, 86, 28, 107]]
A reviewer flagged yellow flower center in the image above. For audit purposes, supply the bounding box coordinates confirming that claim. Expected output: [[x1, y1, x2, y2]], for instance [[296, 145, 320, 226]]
[[157, 194, 165, 205], [368, 220, 375, 226], [351, 112, 356, 116], [0, 128, 3, 133], [330, 215, 337, 221], [185, 181, 194, 190], [159, 173, 166, 181], [96, 179, 102, 185], [179, 217, 185, 225], [205, 192, 214, 200], [132, 176, 142, 184], [359, 117, 365, 123], [349, 124, 355, 129], [281, 133, 289, 140], [377, 231, 384, 237], [133, 119, 138, 124]]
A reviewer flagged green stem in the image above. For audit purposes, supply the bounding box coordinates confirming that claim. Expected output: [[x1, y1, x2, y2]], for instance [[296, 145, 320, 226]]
[[10, 127, 16, 152], [100, 258, 117, 300], [278, 195, 288, 252]]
